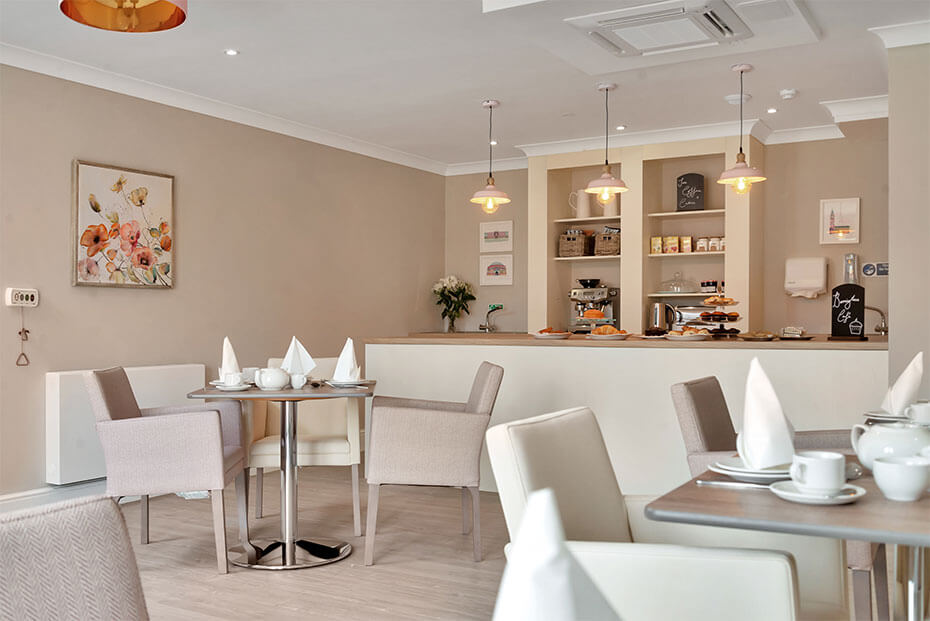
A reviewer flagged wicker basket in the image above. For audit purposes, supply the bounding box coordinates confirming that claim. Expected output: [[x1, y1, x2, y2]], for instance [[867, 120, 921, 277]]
[[559, 233, 592, 257], [594, 233, 620, 256]]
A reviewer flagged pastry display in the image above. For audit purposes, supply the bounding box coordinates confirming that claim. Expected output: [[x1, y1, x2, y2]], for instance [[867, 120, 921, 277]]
[[538, 327, 570, 334], [667, 327, 710, 336], [703, 295, 736, 306], [592, 325, 626, 335], [583, 309, 606, 319]]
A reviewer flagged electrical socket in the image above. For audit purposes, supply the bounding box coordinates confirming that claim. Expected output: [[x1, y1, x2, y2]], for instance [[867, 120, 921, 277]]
[[5, 288, 39, 307]]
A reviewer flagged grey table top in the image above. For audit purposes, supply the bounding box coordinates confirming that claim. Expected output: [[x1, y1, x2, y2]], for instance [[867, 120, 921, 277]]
[[188, 381, 376, 401], [645, 467, 930, 547]]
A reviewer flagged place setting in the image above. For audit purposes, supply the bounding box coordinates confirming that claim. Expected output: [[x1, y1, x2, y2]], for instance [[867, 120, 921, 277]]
[[864, 352, 926, 424]]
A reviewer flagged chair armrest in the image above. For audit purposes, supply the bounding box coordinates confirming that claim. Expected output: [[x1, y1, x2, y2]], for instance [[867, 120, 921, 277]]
[[566, 541, 798, 620], [685, 450, 735, 477], [795, 429, 852, 452], [372, 395, 466, 412], [96, 411, 226, 496], [141, 400, 242, 449], [367, 406, 490, 487]]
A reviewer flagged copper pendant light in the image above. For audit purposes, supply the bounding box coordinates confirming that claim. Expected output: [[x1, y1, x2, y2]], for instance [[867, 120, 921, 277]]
[[470, 100, 511, 215], [718, 64, 766, 195], [59, 0, 187, 33], [585, 82, 628, 202]]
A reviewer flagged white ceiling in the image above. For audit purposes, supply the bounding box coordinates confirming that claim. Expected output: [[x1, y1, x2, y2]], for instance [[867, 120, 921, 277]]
[[0, 0, 927, 173]]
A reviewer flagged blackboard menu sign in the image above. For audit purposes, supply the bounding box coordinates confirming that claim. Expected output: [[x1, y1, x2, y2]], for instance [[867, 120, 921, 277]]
[[676, 173, 704, 212], [830, 283, 867, 340]]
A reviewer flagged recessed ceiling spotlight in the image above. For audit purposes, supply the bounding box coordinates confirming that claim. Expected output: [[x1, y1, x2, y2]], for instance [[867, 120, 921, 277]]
[[224, 49, 239, 56], [780, 88, 798, 100], [615, 125, 626, 131], [489, 139, 498, 146], [767, 107, 777, 114]]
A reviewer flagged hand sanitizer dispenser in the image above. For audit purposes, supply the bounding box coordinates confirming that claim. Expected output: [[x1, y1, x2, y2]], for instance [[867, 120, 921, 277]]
[[784, 257, 827, 299]]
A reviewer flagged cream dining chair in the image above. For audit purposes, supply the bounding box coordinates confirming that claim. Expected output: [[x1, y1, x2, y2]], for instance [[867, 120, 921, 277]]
[[487, 407, 850, 621], [671, 376, 889, 621], [84, 367, 252, 574], [247, 357, 362, 536]]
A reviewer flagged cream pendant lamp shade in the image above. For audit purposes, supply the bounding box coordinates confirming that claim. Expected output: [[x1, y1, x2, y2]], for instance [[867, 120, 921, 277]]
[[60, 0, 187, 33], [470, 100, 510, 215], [585, 83, 628, 202], [718, 64, 766, 195]]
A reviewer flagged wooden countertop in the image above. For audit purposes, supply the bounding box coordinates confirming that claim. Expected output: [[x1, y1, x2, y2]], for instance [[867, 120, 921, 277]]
[[366, 333, 888, 351]]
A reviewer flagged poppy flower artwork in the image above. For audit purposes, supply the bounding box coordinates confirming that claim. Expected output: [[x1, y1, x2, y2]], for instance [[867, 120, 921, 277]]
[[72, 161, 174, 288]]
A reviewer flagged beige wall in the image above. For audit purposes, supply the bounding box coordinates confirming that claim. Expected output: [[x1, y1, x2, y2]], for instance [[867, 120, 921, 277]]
[[762, 119, 889, 334], [443, 169, 528, 332], [887, 44, 930, 391], [0, 66, 445, 494]]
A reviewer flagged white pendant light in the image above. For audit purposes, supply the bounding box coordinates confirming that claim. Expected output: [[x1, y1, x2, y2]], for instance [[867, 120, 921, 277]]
[[471, 100, 510, 215], [718, 64, 766, 195], [585, 82, 628, 202]]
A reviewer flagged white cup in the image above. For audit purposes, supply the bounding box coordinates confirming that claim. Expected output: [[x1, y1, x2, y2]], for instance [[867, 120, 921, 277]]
[[873, 456, 930, 501], [601, 195, 619, 217], [906, 402, 930, 425], [290, 373, 308, 390], [242, 367, 259, 384], [222, 372, 243, 387], [789, 451, 845, 495], [569, 190, 592, 219]]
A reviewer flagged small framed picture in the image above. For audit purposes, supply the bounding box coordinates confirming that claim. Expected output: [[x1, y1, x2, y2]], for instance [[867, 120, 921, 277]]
[[479, 254, 513, 286], [479, 220, 513, 253], [819, 198, 860, 245]]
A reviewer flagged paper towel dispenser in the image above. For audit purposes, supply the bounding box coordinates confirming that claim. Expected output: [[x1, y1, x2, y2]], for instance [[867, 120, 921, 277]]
[[785, 257, 827, 299]]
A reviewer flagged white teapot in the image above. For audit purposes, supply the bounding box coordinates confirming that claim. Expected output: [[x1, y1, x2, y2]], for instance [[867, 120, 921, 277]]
[[254, 367, 290, 390], [851, 422, 930, 470]]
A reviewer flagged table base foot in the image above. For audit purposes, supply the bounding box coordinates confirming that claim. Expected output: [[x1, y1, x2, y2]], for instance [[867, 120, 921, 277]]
[[230, 538, 351, 570]]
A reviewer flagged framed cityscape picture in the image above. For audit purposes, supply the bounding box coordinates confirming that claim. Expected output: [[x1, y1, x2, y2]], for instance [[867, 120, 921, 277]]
[[479, 220, 513, 253], [819, 198, 860, 245], [479, 254, 513, 286], [72, 160, 174, 288]]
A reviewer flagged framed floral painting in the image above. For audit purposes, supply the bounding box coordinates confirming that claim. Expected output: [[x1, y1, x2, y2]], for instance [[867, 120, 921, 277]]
[[72, 160, 174, 288]]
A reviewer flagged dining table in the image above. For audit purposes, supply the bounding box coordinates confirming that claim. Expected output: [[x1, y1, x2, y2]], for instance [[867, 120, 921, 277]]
[[188, 381, 376, 570], [645, 464, 929, 621]]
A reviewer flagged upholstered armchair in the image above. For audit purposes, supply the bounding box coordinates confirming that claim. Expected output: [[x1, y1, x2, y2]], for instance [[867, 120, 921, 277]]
[[670, 376, 888, 621], [365, 361, 504, 565], [487, 407, 849, 620], [84, 367, 253, 574], [0, 495, 148, 620]]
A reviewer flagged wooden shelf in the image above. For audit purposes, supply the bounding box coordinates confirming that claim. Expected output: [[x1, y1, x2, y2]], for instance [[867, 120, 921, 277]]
[[647, 209, 725, 219], [648, 251, 725, 258], [554, 255, 621, 262], [553, 215, 622, 225], [647, 292, 708, 298]]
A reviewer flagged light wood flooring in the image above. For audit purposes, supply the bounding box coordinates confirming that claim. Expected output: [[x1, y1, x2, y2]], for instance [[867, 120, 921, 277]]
[[119, 467, 508, 620]]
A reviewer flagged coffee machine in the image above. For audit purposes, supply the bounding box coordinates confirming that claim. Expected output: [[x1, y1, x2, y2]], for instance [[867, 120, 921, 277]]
[[569, 280, 618, 333]]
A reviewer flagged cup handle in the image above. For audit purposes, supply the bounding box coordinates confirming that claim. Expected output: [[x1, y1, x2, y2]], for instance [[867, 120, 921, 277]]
[[254, 371, 263, 389], [789, 462, 805, 485], [850, 424, 867, 454], [569, 191, 577, 213], [736, 432, 747, 463]]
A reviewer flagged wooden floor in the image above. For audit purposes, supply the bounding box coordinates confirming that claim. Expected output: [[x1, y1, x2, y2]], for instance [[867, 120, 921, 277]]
[[120, 468, 508, 620]]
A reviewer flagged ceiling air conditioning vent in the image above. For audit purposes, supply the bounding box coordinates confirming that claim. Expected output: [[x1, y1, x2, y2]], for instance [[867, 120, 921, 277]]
[[566, 0, 753, 57]]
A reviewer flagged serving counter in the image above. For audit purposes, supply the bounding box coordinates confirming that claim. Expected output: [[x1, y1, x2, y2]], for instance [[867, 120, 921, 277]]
[[365, 334, 887, 496]]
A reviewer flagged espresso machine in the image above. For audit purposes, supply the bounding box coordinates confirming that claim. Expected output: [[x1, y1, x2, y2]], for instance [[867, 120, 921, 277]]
[[569, 279, 618, 333]]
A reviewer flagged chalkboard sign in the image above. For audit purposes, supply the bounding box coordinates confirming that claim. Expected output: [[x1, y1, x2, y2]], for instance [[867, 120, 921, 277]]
[[830, 283, 867, 340], [676, 173, 705, 212]]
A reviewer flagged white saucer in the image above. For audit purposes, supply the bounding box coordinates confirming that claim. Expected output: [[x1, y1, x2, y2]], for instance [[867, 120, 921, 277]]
[[708, 464, 790, 484], [638, 335, 667, 340], [533, 332, 571, 340], [665, 334, 711, 341], [769, 481, 866, 505], [585, 333, 630, 340], [211, 379, 253, 386], [215, 384, 251, 392], [714, 456, 790, 475], [325, 380, 368, 388], [864, 410, 909, 423]]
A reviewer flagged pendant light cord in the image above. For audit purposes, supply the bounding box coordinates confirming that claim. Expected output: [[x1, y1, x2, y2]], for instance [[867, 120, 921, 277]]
[[738, 70, 744, 155], [604, 87, 609, 166], [488, 105, 493, 182]]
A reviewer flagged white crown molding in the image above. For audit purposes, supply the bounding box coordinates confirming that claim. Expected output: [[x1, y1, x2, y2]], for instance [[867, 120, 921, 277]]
[[445, 156, 528, 176], [764, 124, 845, 145], [868, 21, 930, 49], [0, 43, 449, 175], [820, 95, 889, 124]]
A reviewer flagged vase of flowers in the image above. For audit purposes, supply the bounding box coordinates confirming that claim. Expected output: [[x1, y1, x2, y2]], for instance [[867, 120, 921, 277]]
[[432, 275, 476, 333]]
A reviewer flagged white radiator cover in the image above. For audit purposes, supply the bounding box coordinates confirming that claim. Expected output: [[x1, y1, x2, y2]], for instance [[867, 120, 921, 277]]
[[45, 364, 206, 485]]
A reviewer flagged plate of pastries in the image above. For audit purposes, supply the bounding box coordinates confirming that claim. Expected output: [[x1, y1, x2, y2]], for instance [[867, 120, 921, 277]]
[[665, 326, 712, 341], [703, 295, 738, 306], [534, 327, 572, 339], [699, 310, 740, 322], [586, 325, 630, 340]]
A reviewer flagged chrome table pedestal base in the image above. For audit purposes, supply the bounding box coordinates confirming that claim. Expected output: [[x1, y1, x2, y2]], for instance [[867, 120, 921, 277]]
[[230, 538, 351, 570], [903, 545, 925, 621]]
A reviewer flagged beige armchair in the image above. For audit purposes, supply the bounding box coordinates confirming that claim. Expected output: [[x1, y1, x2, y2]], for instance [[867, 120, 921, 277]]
[[246, 357, 362, 535], [487, 407, 849, 620], [84, 367, 253, 574], [671, 376, 888, 621], [0, 495, 148, 620], [364, 361, 504, 565]]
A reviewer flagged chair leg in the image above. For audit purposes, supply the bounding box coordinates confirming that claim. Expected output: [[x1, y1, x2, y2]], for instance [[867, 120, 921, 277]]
[[211, 489, 228, 574], [873, 543, 890, 621], [254, 467, 264, 519], [364, 484, 380, 566], [461, 487, 471, 534], [235, 470, 257, 564], [469, 486, 481, 562], [140, 495, 149, 545], [351, 464, 362, 537], [852, 569, 871, 621]]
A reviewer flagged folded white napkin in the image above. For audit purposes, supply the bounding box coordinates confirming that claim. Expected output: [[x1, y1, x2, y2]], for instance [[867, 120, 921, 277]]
[[219, 337, 240, 378], [881, 352, 923, 416], [737, 358, 795, 470], [280, 336, 316, 376], [493, 488, 618, 621], [333, 338, 361, 382]]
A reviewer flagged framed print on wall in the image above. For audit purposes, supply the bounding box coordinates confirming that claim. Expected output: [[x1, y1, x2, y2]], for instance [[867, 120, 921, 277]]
[[479, 220, 513, 253], [72, 160, 174, 288], [819, 198, 860, 245], [479, 254, 513, 286]]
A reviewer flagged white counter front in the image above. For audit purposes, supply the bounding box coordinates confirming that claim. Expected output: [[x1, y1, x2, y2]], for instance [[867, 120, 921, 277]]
[[366, 339, 888, 496]]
